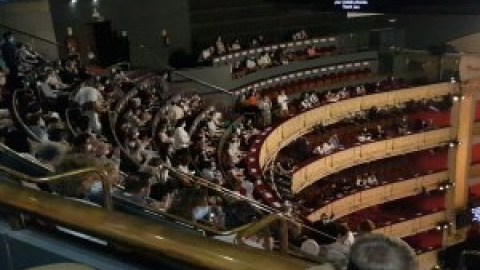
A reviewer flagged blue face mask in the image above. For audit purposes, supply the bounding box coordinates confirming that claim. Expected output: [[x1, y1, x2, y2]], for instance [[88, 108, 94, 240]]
[[89, 181, 103, 194], [193, 206, 210, 221]]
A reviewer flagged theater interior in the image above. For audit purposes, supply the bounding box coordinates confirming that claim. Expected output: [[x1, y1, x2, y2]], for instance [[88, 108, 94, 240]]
[[2, 0, 480, 269]]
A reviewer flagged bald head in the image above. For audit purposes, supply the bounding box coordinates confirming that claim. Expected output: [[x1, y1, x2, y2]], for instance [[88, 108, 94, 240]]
[[348, 234, 418, 270]]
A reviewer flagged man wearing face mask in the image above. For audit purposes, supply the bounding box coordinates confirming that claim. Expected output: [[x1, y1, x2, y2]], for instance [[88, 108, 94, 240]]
[[168, 188, 214, 224]]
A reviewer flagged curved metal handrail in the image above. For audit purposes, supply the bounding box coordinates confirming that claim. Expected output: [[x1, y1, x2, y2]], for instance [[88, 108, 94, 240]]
[[0, 180, 317, 270], [65, 107, 82, 138], [0, 163, 325, 264], [188, 106, 212, 136], [0, 165, 107, 184], [0, 158, 249, 237], [11, 88, 43, 142], [109, 87, 142, 169]]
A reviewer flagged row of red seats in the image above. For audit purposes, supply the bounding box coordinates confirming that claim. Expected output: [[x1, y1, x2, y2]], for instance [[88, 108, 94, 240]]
[[257, 68, 373, 98]]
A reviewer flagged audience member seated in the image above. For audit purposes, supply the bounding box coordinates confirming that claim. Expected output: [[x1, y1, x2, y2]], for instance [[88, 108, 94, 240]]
[[347, 234, 418, 270], [357, 127, 373, 143], [173, 121, 191, 152], [200, 161, 224, 185]]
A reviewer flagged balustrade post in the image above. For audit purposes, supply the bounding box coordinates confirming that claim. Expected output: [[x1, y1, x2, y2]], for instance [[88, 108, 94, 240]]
[[448, 80, 478, 233]]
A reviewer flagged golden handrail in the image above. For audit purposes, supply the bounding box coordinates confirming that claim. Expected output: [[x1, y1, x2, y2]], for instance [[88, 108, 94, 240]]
[[109, 192, 250, 236], [0, 164, 263, 237], [0, 181, 317, 270], [0, 165, 113, 210], [235, 213, 291, 254], [165, 166, 338, 241], [0, 165, 106, 184]]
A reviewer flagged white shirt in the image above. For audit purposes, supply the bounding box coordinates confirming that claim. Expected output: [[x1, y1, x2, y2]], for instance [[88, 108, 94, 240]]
[[216, 41, 226, 55], [313, 145, 325, 155], [228, 142, 242, 164], [159, 131, 174, 144], [207, 120, 221, 134], [357, 177, 365, 187], [301, 99, 312, 110], [367, 175, 378, 185], [241, 180, 254, 198], [75, 86, 102, 105], [246, 59, 257, 69], [202, 48, 212, 60], [258, 99, 272, 112], [46, 73, 64, 88], [173, 126, 190, 150], [322, 142, 333, 154], [177, 164, 193, 175], [258, 54, 271, 66], [277, 94, 288, 111]]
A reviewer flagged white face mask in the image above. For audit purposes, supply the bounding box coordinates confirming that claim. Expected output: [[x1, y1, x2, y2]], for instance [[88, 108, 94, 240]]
[[89, 181, 103, 194], [193, 206, 210, 221]]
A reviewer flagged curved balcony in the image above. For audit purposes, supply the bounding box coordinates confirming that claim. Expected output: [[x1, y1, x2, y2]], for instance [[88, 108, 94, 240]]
[[306, 171, 448, 222], [292, 128, 452, 193], [212, 36, 339, 66], [246, 82, 457, 180]]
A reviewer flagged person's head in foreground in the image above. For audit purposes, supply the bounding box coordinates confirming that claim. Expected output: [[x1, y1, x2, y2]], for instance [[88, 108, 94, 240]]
[[347, 234, 418, 270]]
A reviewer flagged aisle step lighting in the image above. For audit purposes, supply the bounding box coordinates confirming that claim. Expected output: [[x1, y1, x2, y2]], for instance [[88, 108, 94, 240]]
[[435, 221, 454, 231], [437, 180, 455, 191]]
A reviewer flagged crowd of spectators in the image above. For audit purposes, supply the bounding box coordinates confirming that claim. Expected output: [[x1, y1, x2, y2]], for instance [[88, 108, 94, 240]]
[[197, 30, 341, 79], [0, 29, 444, 269]]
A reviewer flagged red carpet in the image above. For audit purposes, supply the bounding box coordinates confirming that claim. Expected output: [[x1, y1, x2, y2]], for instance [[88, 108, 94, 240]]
[[408, 110, 451, 128], [409, 148, 449, 173], [476, 101, 480, 121], [471, 144, 480, 165], [338, 192, 446, 230], [470, 183, 480, 199], [403, 229, 443, 254]]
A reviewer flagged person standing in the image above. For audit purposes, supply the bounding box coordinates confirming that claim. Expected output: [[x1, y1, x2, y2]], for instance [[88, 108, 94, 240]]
[[258, 94, 272, 127], [277, 90, 289, 117]]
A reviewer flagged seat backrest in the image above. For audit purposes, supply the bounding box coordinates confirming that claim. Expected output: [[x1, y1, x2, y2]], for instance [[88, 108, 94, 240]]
[[111, 195, 204, 235], [0, 144, 52, 178]]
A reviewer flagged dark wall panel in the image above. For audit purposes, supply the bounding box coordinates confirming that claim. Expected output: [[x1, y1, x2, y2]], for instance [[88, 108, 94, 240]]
[[0, 0, 58, 59], [397, 15, 480, 50], [48, 0, 191, 69]]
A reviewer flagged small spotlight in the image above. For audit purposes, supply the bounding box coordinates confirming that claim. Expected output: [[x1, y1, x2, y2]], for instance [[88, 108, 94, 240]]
[[450, 77, 456, 83], [436, 225, 442, 230], [439, 186, 444, 191], [452, 95, 459, 102], [70, 0, 77, 6]]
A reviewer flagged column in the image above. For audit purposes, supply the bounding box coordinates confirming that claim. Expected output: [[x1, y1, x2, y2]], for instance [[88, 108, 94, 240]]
[[453, 80, 478, 211]]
